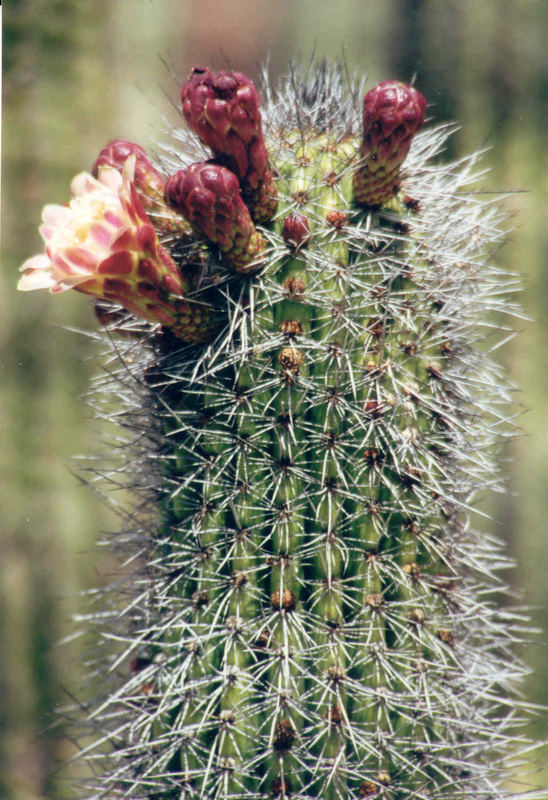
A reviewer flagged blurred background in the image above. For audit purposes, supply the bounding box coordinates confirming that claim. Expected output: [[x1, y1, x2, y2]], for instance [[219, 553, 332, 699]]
[[2, 1, 547, 797]]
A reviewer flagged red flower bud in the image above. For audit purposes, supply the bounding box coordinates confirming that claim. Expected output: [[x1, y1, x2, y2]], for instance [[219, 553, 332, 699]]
[[92, 140, 190, 235], [353, 81, 426, 207], [181, 67, 277, 222], [164, 162, 266, 274], [282, 212, 310, 249], [93, 140, 164, 196]]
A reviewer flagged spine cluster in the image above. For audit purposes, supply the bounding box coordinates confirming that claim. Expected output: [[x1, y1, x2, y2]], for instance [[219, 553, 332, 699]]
[[18, 63, 536, 800]]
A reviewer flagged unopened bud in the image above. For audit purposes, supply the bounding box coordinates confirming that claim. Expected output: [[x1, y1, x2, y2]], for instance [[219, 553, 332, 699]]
[[92, 139, 189, 234], [353, 81, 426, 207], [181, 67, 278, 222], [282, 212, 310, 249], [164, 162, 266, 274]]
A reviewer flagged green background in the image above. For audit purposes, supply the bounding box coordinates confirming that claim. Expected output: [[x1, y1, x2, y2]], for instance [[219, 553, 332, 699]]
[[2, 1, 547, 796]]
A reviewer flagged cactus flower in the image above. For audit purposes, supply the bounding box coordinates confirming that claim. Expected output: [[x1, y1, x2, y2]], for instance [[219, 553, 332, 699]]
[[18, 157, 214, 341], [181, 66, 278, 222], [353, 80, 426, 207]]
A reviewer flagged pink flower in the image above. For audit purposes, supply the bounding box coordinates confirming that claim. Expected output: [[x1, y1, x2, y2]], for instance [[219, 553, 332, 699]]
[[18, 158, 216, 342], [18, 157, 184, 295]]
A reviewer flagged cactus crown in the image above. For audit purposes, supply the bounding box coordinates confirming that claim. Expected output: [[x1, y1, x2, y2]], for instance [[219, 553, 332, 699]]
[[19, 62, 539, 800]]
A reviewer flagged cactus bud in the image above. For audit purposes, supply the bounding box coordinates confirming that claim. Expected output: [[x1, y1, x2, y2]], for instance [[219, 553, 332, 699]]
[[93, 139, 165, 198], [282, 211, 310, 249], [181, 66, 278, 221], [353, 80, 426, 207], [164, 162, 266, 273], [92, 139, 190, 234]]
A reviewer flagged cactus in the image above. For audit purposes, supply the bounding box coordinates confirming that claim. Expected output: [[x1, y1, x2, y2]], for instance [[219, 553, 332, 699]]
[[18, 62, 539, 800]]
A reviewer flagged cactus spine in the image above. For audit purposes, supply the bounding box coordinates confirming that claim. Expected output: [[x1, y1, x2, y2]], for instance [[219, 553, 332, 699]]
[[18, 63, 537, 799]]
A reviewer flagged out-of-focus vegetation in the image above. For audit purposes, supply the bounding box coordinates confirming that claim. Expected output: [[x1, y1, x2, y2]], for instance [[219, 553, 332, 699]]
[[2, 1, 546, 797]]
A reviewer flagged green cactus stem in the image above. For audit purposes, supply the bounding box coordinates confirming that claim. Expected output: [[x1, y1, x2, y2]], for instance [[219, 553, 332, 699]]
[[18, 62, 539, 800]]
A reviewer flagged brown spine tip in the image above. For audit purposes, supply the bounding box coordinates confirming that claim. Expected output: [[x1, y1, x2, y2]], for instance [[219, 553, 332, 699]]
[[129, 656, 152, 673], [403, 194, 421, 212], [399, 467, 423, 488], [231, 570, 249, 588], [279, 319, 303, 336], [359, 780, 379, 797], [270, 777, 293, 797], [364, 399, 385, 417], [426, 361, 443, 379], [282, 277, 306, 298], [325, 209, 348, 228], [363, 448, 384, 467], [271, 588, 297, 611], [438, 629, 456, 647], [324, 704, 344, 725], [94, 300, 131, 331], [366, 592, 385, 610], [138, 681, 157, 698], [407, 607, 426, 624], [327, 665, 346, 683], [191, 590, 209, 610], [403, 561, 421, 580], [278, 347, 304, 374]]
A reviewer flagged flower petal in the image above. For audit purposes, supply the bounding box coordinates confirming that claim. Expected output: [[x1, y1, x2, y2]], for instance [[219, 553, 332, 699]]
[[42, 204, 72, 226], [19, 253, 52, 273], [71, 171, 103, 197], [97, 165, 124, 193], [16, 159, 192, 335], [87, 220, 118, 249], [58, 246, 101, 274], [111, 228, 138, 253], [18, 268, 56, 291]]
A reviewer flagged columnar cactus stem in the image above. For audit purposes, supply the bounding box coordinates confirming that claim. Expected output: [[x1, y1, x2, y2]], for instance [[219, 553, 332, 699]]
[[18, 62, 538, 800]]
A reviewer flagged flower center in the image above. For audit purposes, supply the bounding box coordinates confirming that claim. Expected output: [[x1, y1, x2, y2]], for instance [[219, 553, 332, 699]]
[[72, 198, 108, 243], [51, 188, 121, 252]]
